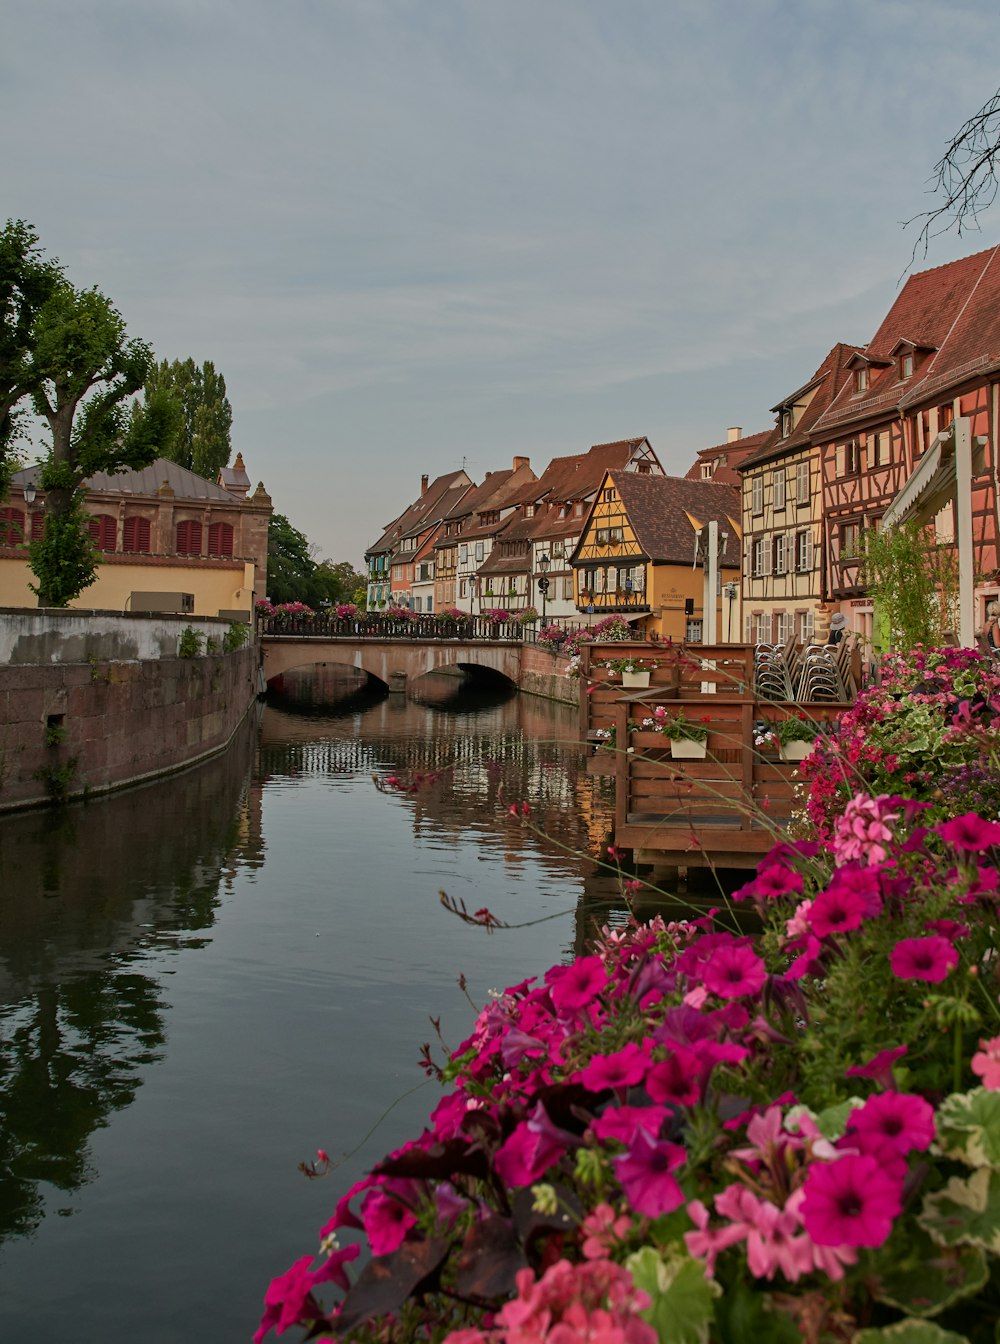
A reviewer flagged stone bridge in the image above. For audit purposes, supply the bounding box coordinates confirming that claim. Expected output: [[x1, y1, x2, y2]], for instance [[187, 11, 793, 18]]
[[262, 635, 534, 693]]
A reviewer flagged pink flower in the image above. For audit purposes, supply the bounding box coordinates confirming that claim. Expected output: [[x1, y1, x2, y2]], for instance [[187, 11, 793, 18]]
[[547, 956, 607, 1013], [800, 1154, 903, 1247], [701, 942, 767, 999], [832, 793, 899, 866], [846, 1091, 936, 1161], [807, 884, 871, 938], [845, 1045, 907, 1087], [613, 1129, 686, 1217], [890, 935, 959, 983], [683, 1199, 748, 1277], [589, 1103, 669, 1146], [577, 1041, 651, 1092], [785, 899, 813, 938], [972, 1035, 1000, 1089], [255, 1256, 318, 1343], [937, 813, 1000, 852], [361, 1186, 417, 1255], [494, 1102, 576, 1187], [645, 1047, 703, 1106], [580, 1203, 633, 1260]]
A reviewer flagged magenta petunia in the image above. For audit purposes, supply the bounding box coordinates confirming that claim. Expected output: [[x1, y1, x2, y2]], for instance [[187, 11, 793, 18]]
[[800, 1154, 903, 1247], [701, 942, 767, 999], [590, 1103, 669, 1146], [890, 935, 959, 983], [645, 1047, 703, 1106], [936, 812, 1000, 852], [613, 1129, 687, 1218], [845, 1045, 907, 1086], [361, 1186, 418, 1255], [846, 1091, 936, 1160], [547, 956, 607, 1013], [736, 864, 804, 904], [494, 1102, 575, 1187], [577, 1041, 651, 1093], [807, 884, 870, 938]]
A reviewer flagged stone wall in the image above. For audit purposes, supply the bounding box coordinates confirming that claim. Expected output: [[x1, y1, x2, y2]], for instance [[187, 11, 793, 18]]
[[0, 607, 244, 664], [0, 641, 259, 811], [518, 644, 578, 705]]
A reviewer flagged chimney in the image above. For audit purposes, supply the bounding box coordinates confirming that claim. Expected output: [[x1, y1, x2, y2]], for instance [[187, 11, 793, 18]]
[[420, 474, 429, 496], [726, 427, 742, 443], [512, 456, 530, 471]]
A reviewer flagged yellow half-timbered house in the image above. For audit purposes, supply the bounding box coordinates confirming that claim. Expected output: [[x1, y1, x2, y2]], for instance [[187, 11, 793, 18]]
[[571, 471, 741, 641]]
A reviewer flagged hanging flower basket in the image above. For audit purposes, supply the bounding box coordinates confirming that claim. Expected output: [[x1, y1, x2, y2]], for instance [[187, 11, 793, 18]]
[[621, 669, 651, 689], [670, 738, 707, 759]]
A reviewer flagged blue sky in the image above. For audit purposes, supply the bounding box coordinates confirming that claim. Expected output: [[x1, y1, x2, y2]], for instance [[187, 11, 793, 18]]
[[4, 0, 1000, 566]]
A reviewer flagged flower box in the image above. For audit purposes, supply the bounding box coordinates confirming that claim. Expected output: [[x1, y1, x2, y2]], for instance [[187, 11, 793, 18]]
[[670, 738, 707, 759], [780, 740, 812, 762], [621, 670, 651, 689]]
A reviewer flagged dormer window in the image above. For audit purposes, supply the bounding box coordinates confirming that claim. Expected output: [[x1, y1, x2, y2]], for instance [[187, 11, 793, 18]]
[[780, 409, 793, 438], [900, 353, 913, 380], [854, 367, 868, 394]]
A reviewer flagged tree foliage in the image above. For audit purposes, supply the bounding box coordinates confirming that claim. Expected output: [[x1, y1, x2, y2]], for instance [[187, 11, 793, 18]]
[[141, 357, 232, 479], [267, 512, 365, 608], [0, 219, 64, 490], [861, 521, 959, 653], [27, 491, 99, 608]]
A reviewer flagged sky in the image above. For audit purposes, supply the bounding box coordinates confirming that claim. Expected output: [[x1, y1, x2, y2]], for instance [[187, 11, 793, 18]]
[[4, 0, 1000, 568]]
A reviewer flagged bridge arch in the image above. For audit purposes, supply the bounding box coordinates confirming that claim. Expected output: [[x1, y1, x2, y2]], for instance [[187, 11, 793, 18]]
[[261, 638, 524, 693]]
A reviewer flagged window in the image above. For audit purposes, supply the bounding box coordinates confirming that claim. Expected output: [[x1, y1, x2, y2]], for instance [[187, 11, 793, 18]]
[[475, 541, 484, 562], [939, 403, 955, 432], [685, 618, 703, 642], [609, 526, 623, 543], [837, 440, 861, 476], [87, 514, 117, 551], [854, 366, 868, 394], [780, 409, 792, 438], [123, 516, 151, 553], [701, 463, 712, 479], [754, 613, 771, 643], [773, 471, 786, 511], [574, 503, 583, 516], [596, 528, 610, 544], [525, 505, 535, 518], [841, 521, 862, 558], [562, 577, 573, 600], [799, 610, 815, 644], [900, 353, 913, 379], [550, 540, 564, 558], [873, 430, 891, 467], [176, 519, 202, 555], [0, 507, 25, 544], [751, 476, 764, 515], [795, 461, 810, 505], [460, 544, 468, 563], [460, 579, 467, 597], [773, 533, 787, 575], [208, 521, 234, 557], [776, 611, 792, 645], [426, 597, 433, 613], [752, 538, 770, 577], [796, 530, 814, 573], [602, 487, 617, 502]]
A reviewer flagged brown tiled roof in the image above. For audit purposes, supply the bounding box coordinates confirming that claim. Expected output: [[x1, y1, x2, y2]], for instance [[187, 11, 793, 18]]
[[366, 470, 472, 555], [505, 439, 652, 508], [477, 546, 530, 577], [814, 246, 1000, 433], [738, 342, 863, 469], [605, 472, 741, 567], [685, 430, 770, 483]]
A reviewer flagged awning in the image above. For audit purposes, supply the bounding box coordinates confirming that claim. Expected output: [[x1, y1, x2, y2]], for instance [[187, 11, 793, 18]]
[[882, 426, 986, 529]]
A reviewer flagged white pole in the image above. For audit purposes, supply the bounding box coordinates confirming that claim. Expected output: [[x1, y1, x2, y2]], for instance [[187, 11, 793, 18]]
[[704, 519, 718, 644], [955, 416, 975, 647]]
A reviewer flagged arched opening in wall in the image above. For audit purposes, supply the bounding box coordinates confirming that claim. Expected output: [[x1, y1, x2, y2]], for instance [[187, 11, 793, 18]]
[[265, 660, 389, 715], [409, 662, 517, 710]]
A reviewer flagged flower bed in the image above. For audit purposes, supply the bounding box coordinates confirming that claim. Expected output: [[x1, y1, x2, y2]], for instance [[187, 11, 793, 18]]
[[258, 647, 1000, 1344]]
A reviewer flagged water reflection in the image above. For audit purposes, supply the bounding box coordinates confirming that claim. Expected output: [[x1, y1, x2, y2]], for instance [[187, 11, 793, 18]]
[[0, 716, 258, 1242]]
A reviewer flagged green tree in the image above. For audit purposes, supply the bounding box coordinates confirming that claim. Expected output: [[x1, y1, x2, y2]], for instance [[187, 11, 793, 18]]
[[314, 558, 367, 607], [0, 219, 64, 491], [861, 521, 959, 652], [267, 512, 322, 606], [27, 280, 173, 606], [141, 357, 232, 479]]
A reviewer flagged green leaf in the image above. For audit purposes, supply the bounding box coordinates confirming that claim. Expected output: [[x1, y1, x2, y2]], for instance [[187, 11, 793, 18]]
[[712, 1279, 800, 1344], [934, 1089, 1000, 1169], [626, 1246, 720, 1344], [873, 1222, 988, 1317], [919, 1167, 1000, 1253], [854, 1322, 970, 1344]]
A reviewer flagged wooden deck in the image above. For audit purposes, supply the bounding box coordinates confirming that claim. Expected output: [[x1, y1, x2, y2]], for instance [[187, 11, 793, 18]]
[[578, 642, 849, 869]]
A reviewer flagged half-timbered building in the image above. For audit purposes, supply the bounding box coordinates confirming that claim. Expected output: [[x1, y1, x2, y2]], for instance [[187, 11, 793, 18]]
[[571, 472, 740, 640], [737, 343, 860, 644], [811, 245, 1000, 644]]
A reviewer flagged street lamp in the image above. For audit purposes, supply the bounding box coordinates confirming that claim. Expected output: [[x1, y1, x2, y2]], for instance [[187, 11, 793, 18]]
[[537, 552, 550, 625], [23, 479, 36, 505]]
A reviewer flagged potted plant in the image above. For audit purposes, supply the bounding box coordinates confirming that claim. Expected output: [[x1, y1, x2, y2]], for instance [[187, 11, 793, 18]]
[[658, 707, 711, 759], [775, 713, 818, 761], [603, 657, 659, 689], [518, 606, 539, 626]]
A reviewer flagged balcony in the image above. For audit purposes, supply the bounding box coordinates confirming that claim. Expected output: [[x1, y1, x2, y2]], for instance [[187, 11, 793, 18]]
[[577, 590, 651, 613]]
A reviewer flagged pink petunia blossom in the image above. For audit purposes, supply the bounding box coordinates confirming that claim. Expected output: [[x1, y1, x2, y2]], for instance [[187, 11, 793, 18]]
[[845, 1045, 907, 1087], [613, 1129, 687, 1218], [846, 1091, 935, 1161], [786, 934, 824, 981], [577, 1041, 651, 1093], [785, 899, 814, 938], [832, 793, 899, 867], [645, 1047, 703, 1106], [361, 1186, 418, 1255], [589, 1103, 669, 1146], [701, 942, 767, 999], [683, 1198, 749, 1277], [547, 956, 607, 1014], [494, 1102, 575, 1187], [800, 1153, 903, 1247], [936, 812, 1000, 852], [972, 1035, 1000, 1089], [890, 935, 960, 983], [807, 883, 872, 938]]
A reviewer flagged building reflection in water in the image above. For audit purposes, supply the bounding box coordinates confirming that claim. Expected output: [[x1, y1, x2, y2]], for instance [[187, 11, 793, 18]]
[[0, 714, 258, 1243]]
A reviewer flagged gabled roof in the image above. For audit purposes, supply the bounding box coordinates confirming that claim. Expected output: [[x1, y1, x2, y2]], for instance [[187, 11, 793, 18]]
[[588, 472, 741, 568], [738, 342, 863, 470], [813, 246, 1000, 434], [440, 462, 537, 538], [396, 479, 473, 544], [507, 438, 657, 508], [686, 430, 770, 484], [365, 470, 472, 555]]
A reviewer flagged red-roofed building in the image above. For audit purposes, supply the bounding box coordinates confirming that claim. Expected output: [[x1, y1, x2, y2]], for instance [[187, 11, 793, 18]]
[[812, 245, 1000, 645], [685, 427, 770, 486], [364, 469, 473, 609]]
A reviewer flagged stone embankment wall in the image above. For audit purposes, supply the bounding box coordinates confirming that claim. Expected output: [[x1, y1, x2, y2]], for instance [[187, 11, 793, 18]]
[[518, 644, 578, 705], [0, 609, 259, 811]]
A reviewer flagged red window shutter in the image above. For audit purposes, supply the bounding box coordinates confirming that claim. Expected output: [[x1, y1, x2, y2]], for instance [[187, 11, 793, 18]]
[[88, 517, 101, 543], [89, 515, 117, 551], [208, 522, 233, 557], [0, 508, 25, 545], [123, 516, 151, 553], [31, 511, 44, 541], [176, 519, 202, 555]]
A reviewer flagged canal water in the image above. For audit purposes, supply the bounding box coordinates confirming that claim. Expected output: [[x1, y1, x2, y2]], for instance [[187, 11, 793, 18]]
[[0, 671, 632, 1343]]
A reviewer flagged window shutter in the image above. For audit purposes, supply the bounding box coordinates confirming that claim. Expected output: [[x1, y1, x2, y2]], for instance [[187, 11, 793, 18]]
[[31, 510, 44, 541], [804, 531, 814, 570], [835, 444, 845, 478], [761, 539, 772, 575]]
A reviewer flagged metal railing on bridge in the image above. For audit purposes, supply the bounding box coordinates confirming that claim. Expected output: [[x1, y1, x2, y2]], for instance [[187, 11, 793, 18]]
[[258, 612, 545, 642]]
